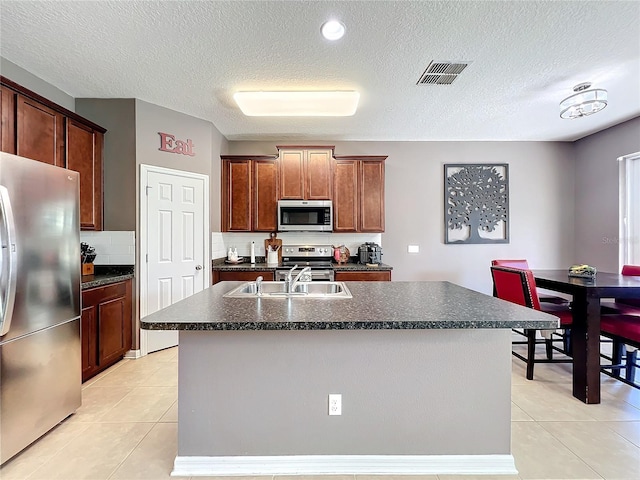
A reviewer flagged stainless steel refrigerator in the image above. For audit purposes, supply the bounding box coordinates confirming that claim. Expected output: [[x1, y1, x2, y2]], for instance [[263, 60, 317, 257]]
[[0, 152, 81, 465]]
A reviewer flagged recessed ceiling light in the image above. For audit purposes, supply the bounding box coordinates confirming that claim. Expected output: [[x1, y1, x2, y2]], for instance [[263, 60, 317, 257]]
[[233, 91, 359, 116], [321, 20, 345, 40]]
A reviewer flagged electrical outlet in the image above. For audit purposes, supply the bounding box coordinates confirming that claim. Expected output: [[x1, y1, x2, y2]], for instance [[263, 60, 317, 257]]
[[328, 394, 342, 415], [408, 245, 420, 253]]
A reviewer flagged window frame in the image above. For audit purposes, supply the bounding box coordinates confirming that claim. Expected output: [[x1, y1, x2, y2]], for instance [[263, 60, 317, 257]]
[[619, 151, 640, 267]]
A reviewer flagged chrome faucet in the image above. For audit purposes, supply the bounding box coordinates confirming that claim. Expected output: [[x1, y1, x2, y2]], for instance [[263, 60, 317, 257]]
[[255, 276, 263, 296], [285, 265, 311, 293]]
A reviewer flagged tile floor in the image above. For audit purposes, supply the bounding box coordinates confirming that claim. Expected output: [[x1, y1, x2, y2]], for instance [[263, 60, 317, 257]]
[[1, 346, 639, 480]]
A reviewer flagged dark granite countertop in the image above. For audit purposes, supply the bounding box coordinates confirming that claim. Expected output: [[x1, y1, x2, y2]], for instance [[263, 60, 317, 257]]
[[212, 257, 392, 272], [140, 280, 558, 331], [81, 266, 135, 290]]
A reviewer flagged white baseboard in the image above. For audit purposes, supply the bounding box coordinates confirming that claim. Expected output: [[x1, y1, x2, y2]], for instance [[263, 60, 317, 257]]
[[171, 454, 517, 476], [124, 349, 143, 359]]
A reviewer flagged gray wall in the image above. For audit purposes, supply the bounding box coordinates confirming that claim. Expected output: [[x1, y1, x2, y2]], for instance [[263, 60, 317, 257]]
[[0, 57, 75, 111], [574, 116, 640, 272], [134, 99, 226, 231], [179, 328, 512, 456], [228, 141, 576, 293], [76, 99, 137, 230]]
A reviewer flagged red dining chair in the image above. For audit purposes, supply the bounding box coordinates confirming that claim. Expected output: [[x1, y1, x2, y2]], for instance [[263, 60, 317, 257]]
[[599, 265, 640, 383], [491, 266, 573, 380], [601, 315, 640, 384], [601, 264, 640, 315], [491, 259, 570, 305]]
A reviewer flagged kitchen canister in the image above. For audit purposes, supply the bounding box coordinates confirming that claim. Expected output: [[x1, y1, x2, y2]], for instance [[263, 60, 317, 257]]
[[267, 248, 279, 266]]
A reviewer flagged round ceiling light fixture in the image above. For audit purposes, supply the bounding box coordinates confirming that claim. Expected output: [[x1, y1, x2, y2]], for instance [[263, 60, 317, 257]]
[[321, 20, 345, 40], [559, 82, 608, 119]]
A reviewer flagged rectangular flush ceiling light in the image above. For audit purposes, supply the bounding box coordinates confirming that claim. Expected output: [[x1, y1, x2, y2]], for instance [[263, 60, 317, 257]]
[[233, 91, 359, 116]]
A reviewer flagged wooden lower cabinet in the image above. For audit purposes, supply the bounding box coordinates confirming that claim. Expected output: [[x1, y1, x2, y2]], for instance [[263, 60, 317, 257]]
[[213, 270, 275, 284], [81, 280, 132, 382], [334, 270, 391, 281]]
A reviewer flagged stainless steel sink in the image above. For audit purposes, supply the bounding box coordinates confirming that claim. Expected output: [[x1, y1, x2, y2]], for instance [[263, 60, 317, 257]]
[[223, 281, 352, 298]]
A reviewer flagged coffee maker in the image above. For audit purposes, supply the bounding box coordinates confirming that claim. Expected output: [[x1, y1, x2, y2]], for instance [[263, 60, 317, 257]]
[[358, 242, 383, 264]]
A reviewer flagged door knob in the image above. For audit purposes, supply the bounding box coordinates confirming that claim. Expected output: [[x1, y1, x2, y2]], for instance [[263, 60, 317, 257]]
[[195, 265, 203, 270]]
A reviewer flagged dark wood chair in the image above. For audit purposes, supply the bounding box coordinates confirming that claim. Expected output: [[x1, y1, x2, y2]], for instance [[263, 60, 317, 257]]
[[490, 265, 573, 380], [491, 259, 570, 305]]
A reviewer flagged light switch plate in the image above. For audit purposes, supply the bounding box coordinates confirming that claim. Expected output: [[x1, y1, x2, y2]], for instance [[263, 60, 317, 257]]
[[408, 245, 420, 253]]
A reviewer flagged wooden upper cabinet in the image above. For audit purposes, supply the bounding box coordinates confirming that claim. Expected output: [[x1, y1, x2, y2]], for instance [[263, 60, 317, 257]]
[[222, 156, 279, 232], [67, 120, 103, 230], [360, 160, 385, 232], [279, 150, 305, 199], [253, 159, 279, 231], [333, 160, 359, 232], [305, 150, 332, 199], [1, 86, 16, 154], [333, 156, 386, 233], [1, 77, 106, 231], [16, 95, 65, 167], [278, 147, 332, 200], [222, 158, 252, 231]]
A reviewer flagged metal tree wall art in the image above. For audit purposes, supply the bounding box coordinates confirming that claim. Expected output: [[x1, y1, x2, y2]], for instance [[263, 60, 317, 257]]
[[444, 164, 509, 244]]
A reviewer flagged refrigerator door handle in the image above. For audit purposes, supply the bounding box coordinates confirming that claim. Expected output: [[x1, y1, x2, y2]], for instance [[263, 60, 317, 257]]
[[0, 185, 18, 336]]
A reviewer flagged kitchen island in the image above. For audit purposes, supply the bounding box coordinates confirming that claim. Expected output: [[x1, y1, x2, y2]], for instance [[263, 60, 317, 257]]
[[141, 281, 557, 476]]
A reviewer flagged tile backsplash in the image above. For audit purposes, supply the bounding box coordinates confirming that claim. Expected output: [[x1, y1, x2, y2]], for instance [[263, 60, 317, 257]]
[[215, 232, 382, 259], [81, 230, 379, 265], [80, 231, 135, 265]]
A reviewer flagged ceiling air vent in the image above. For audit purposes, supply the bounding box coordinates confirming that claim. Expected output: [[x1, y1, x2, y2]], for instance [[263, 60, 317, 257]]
[[417, 61, 469, 85]]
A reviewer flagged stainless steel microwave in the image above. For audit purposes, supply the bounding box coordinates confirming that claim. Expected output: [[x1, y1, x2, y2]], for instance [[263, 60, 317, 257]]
[[277, 200, 333, 232]]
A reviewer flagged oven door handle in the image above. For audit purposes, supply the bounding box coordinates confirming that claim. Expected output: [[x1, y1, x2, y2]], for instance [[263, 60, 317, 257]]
[[309, 270, 333, 277], [275, 269, 334, 280]]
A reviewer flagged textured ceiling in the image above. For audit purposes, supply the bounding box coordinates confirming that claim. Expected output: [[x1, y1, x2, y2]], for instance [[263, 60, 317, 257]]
[[1, 0, 639, 142]]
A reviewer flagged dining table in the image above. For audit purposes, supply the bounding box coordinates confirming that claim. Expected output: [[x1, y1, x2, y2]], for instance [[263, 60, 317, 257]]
[[533, 270, 640, 404]]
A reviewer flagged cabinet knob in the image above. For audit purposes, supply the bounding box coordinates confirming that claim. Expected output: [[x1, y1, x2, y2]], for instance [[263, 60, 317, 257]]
[[195, 265, 203, 270]]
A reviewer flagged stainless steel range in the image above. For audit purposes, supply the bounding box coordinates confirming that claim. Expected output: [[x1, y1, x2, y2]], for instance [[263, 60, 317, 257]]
[[275, 244, 335, 281]]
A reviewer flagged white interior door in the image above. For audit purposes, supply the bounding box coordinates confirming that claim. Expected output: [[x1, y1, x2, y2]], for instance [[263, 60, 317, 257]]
[[140, 165, 209, 354]]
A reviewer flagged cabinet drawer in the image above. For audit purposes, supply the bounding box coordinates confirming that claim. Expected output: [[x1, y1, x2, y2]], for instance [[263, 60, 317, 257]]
[[334, 271, 391, 281], [213, 270, 274, 284], [82, 281, 127, 306]]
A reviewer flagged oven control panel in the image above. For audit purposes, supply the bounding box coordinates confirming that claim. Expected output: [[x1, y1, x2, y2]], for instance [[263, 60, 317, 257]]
[[281, 245, 333, 257]]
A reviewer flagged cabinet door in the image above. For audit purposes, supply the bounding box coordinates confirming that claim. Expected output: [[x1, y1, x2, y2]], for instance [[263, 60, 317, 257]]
[[253, 159, 279, 231], [67, 120, 103, 230], [305, 150, 332, 199], [333, 160, 359, 232], [222, 159, 252, 231], [98, 295, 127, 366], [81, 304, 98, 382], [360, 160, 385, 232], [0, 86, 16, 154], [279, 150, 305, 199], [16, 95, 65, 166]]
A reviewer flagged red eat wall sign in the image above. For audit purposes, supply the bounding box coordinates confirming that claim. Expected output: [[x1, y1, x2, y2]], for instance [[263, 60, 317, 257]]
[[158, 132, 195, 156]]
